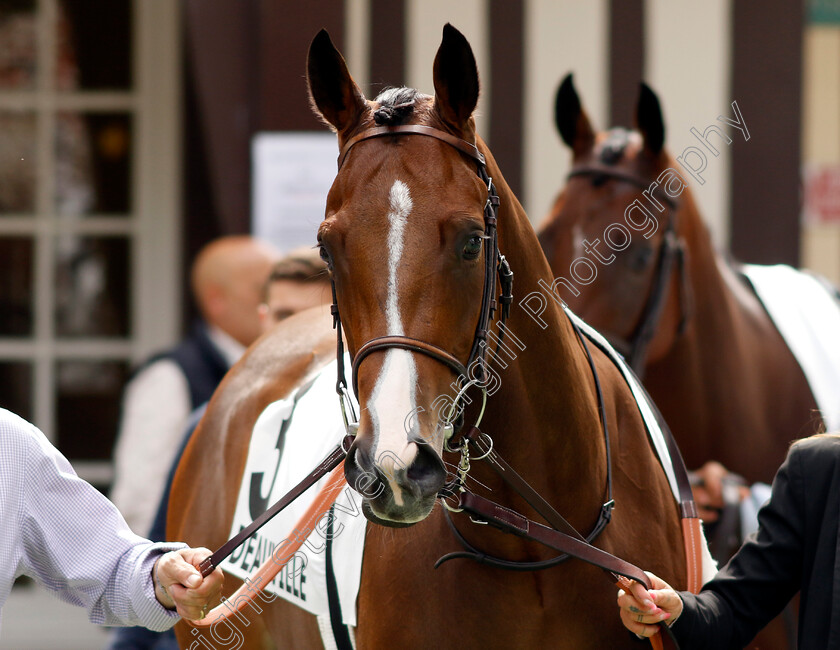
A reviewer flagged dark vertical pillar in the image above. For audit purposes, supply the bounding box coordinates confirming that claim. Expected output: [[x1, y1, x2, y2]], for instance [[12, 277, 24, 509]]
[[183, 0, 257, 236], [257, 0, 344, 131], [609, 0, 645, 128], [369, 0, 406, 93], [181, 0, 345, 328], [730, 1, 804, 265], [488, 0, 524, 199]]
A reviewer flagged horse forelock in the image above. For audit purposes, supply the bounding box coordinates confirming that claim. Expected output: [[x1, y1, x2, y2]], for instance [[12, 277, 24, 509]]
[[373, 87, 431, 126], [370, 87, 475, 143], [598, 128, 631, 165]]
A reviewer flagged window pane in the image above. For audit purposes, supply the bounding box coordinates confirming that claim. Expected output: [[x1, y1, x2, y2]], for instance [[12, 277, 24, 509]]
[[0, 111, 37, 214], [54, 236, 130, 338], [0, 0, 37, 90], [0, 361, 32, 420], [55, 112, 132, 215], [55, 359, 128, 460], [57, 0, 131, 91], [0, 237, 33, 336]]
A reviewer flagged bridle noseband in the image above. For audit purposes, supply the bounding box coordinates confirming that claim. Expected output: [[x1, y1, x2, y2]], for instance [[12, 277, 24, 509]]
[[330, 124, 513, 436], [566, 163, 690, 376]]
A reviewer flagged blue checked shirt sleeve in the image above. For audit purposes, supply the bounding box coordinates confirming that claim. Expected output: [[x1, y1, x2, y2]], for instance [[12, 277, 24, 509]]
[[12, 414, 185, 631]]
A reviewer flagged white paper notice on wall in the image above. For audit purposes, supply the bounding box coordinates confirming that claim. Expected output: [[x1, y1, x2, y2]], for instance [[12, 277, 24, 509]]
[[252, 132, 337, 253]]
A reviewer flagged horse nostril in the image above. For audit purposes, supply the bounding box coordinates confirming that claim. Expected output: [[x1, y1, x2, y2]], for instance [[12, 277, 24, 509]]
[[403, 443, 447, 497], [344, 440, 385, 499]]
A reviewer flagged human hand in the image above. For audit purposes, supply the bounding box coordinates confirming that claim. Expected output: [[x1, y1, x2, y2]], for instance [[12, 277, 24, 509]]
[[152, 548, 224, 620], [616, 572, 682, 639]]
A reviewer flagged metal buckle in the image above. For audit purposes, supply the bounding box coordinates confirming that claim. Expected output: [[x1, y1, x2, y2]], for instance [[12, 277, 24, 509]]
[[338, 384, 359, 436], [439, 438, 472, 513], [469, 430, 494, 461], [441, 496, 464, 513], [443, 387, 488, 453]]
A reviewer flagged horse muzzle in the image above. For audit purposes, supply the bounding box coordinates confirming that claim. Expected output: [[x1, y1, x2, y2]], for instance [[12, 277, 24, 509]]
[[344, 436, 446, 526]]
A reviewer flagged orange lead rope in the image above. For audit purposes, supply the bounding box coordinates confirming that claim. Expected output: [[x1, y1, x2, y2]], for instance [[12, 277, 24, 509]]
[[683, 516, 704, 594], [187, 464, 348, 628]]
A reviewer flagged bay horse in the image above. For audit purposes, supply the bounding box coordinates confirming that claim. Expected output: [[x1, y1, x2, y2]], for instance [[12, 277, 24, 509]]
[[538, 75, 822, 648], [169, 27, 702, 649], [538, 75, 822, 497]]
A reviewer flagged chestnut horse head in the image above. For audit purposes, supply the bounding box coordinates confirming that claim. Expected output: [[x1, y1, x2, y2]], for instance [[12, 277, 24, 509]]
[[308, 25, 501, 526], [538, 75, 692, 372]]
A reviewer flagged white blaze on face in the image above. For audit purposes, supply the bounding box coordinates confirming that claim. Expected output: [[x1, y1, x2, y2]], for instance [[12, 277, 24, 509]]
[[572, 224, 586, 258], [368, 180, 418, 505]]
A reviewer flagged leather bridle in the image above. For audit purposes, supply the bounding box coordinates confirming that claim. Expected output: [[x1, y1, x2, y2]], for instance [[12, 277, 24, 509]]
[[566, 164, 690, 377], [328, 125, 638, 578], [329, 124, 513, 435]]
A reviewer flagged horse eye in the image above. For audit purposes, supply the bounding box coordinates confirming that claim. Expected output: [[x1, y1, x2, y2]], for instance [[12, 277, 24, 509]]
[[628, 245, 654, 272], [462, 235, 483, 260], [318, 245, 332, 265]]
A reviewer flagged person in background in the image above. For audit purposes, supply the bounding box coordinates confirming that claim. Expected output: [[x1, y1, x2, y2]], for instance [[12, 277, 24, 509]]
[[110, 236, 280, 536], [0, 408, 224, 633], [616, 433, 840, 650], [108, 246, 330, 650], [257, 246, 332, 332]]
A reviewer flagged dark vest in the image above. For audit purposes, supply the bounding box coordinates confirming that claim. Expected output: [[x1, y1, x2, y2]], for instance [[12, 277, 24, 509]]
[[141, 322, 231, 410]]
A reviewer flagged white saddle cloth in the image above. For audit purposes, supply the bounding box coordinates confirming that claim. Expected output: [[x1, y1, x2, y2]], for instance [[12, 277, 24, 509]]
[[221, 357, 365, 626], [742, 264, 840, 433]]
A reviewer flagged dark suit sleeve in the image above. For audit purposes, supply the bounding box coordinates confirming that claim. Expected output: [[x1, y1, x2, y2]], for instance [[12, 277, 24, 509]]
[[669, 443, 805, 649]]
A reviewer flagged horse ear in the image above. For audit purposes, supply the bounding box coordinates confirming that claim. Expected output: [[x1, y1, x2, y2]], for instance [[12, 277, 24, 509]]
[[636, 82, 665, 154], [432, 24, 479, 130], [307, 29, 367, 133], [555, 73, 595, 156]]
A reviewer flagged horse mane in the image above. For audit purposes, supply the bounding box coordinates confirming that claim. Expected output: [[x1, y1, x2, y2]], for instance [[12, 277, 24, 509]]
[[373, 87, 427, 126]]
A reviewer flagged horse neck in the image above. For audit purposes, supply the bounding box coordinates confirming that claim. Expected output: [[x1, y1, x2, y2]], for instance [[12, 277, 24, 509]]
[[676, 188, 758, 344], [473, 143, 608, 522]]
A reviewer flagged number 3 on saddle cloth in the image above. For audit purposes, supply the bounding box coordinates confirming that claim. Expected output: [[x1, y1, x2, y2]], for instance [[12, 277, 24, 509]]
[[220, 356, 364, 648]]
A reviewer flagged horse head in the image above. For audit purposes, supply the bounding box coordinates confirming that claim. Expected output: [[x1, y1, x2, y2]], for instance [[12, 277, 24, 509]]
[[308, 25, 495, 526], [538, 75, 693, 371]]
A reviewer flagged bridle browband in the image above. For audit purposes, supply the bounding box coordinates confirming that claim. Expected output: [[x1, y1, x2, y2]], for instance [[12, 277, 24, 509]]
[[330, 124, 513, 434], [337, 124, 487, 170], [566, 164, 690, 376]]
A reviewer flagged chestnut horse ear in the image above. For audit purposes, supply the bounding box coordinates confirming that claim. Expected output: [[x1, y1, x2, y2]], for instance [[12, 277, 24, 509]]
[[307, 29, 367, 133], [432, 24, 479, 131], [636, 82, 665, 154], [555, 73, 595, 156]]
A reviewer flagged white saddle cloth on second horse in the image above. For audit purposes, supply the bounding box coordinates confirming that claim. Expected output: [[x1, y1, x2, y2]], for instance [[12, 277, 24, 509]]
[[741, 263, 840, 433]]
